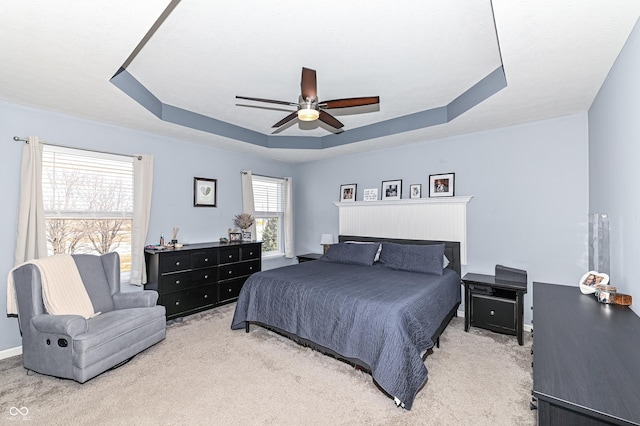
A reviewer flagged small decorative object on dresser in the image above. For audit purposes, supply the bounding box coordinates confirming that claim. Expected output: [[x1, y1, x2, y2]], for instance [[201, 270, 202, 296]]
[[233, 212, 254, 241], [194, 177, 217, 207], [340, 184, 356, 202], [381, 179, 402, 201], [429, 173, 455, 198]]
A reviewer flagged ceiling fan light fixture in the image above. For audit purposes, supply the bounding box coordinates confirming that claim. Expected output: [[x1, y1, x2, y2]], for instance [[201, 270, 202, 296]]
[[297, 108, 320, 121]]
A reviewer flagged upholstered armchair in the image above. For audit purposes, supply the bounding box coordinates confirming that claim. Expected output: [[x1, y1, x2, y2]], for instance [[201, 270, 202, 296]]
[[12, 252, 166, 383]]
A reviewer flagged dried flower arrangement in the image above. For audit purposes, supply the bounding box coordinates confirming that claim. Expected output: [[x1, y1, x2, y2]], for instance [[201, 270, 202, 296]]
[[233, 213, 254, 230]]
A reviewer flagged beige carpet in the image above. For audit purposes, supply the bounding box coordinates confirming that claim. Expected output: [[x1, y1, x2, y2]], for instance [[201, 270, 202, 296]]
[[0, 303, 536, 425]]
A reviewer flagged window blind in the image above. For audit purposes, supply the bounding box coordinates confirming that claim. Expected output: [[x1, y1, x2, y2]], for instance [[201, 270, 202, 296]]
[[253, 175, 284, 213]]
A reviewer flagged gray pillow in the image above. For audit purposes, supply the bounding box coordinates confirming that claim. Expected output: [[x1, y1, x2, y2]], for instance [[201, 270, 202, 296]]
[[378, 242, 445, 275], [320, 242, 379, 266]]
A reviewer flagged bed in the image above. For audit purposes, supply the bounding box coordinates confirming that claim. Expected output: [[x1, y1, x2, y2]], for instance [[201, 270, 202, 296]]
[[230, 236, 462, 410]]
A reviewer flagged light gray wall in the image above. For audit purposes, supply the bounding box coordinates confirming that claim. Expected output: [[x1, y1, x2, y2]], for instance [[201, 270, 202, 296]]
[[588, 19, 640, 314], [0, 100, 293, 352], [294, 113, 590, 325]]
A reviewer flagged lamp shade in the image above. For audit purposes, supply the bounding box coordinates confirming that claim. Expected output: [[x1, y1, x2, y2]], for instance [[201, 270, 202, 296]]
[[320, 234, 334, 245]]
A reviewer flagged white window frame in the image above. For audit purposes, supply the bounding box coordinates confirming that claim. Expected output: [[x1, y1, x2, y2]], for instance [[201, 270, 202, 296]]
[[41, 145, 134, 280], [252, 175, 286, 257]]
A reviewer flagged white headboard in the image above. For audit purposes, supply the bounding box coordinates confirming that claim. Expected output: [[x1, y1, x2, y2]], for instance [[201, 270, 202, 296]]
[[333, 196, 472, 264]]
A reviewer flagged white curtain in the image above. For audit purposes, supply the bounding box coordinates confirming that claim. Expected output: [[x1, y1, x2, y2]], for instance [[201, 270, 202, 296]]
[[130, 154, 154, 285], [14, 136, 47, 266], [241, 170, 257, 237], [284, 177, 294, 258]]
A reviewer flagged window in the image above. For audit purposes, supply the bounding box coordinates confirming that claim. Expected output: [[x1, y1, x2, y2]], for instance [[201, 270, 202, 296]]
[[41, 145, 134, 276], [252, 175, 285, 255]]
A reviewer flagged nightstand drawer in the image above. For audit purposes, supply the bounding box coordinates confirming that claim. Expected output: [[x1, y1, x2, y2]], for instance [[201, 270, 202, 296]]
[[470, 294, 516, 332]]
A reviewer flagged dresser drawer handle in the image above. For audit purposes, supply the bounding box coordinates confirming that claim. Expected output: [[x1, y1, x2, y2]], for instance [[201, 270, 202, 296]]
[[175, 301, 180, 306], [204, 275, 209, 279], [175, 280, 181, 285], [249, 266, 253, 270], [228, 288, 232, 293], [228, 270, 233, 275], [175, 261, 181, 266], [204, 294, 208, 299], [490, 310, 495, 316], [228, 254, 233, 259], [249, 251, 253, 256], [204, 258, 209, 262]]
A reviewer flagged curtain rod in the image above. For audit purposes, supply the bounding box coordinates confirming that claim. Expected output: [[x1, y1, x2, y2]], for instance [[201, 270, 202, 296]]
[[13, 136, 142, 160], [241, 171, 289, 181]]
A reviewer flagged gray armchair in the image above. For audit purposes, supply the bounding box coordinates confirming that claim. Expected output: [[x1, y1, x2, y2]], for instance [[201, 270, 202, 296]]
[[12, 252, 166, 383]]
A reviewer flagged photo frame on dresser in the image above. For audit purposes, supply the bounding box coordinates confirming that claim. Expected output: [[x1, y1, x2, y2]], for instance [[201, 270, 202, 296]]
[[429, 173, 455, 198], [381, 179, 402, 201]]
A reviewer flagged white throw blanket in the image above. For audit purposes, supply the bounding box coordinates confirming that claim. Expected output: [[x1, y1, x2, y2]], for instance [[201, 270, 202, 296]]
[[6, 254, 96, 319]]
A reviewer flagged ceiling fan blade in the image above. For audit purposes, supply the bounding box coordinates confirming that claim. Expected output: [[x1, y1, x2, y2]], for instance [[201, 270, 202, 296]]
[[320, 96, 380, 109], [300, 67, 317, 101], [318, 110, 344, 129], [236, 96, 297, 107], [272, 111, 299, 128]]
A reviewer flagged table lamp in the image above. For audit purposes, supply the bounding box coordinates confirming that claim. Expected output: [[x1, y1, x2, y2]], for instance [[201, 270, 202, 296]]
[[320, 234, 334, 253]]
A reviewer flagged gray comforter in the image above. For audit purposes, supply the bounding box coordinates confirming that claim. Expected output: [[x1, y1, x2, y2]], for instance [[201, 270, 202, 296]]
[[231, 260, 461, 409]]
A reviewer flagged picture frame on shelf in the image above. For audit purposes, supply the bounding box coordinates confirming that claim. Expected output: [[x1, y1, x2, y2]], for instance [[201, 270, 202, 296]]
[[229, 232, 243, 242], [409, 184, 422, 199], [194, 177, 217, 207], [381, 179, 402, 201], [340, 183, 357, 202], [363, 188, 378, 202], [429, 173, 455, 198]]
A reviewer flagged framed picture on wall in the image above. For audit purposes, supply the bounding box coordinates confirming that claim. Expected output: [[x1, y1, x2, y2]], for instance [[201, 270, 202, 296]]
[[340, 183, 357, 202], [381, 179, 402, 201], [409, 184, 422, 199], [429, 173, 455, 197], [194, 177, 217, 207]]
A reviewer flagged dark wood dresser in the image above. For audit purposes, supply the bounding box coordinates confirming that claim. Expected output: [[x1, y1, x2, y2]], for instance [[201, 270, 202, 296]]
[[145, 241, 261, 320], [533, 282, 640, 425]]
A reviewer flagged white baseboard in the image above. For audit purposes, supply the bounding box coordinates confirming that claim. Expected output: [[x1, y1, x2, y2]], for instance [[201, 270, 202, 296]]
[[456, 309, 533, 333], [0, 346, 22, 360]]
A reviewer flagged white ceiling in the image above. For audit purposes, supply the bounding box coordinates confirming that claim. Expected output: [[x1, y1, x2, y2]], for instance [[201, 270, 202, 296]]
[[1, 1, 639, 163]]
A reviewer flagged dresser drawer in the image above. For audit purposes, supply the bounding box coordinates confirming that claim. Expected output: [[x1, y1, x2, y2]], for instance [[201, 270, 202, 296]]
[[470, 294, 516, 333], [193, 250, 218, 268], [242, 245, 261, 261], [161, 285, 217, 318], [218, 277, 247, 302], [160, 267, 216, 293], [219, 247, 240, 264], [160, 252, 192, 273], [219, 259, 260, 280]]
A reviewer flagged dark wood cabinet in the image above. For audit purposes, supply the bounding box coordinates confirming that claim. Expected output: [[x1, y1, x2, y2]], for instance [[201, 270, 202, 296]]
[[532, 282, 640, 425], [462, 273, 527, 345], [145, 241, 261, 320]]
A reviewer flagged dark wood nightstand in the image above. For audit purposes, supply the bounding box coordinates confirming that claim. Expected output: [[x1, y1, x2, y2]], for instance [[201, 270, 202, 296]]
[[462, 273, 527, 345], [296, 253, 323, 263]]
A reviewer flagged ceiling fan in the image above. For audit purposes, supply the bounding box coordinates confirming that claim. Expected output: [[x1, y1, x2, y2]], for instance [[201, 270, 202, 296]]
[[236, 67, 380, 130]]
